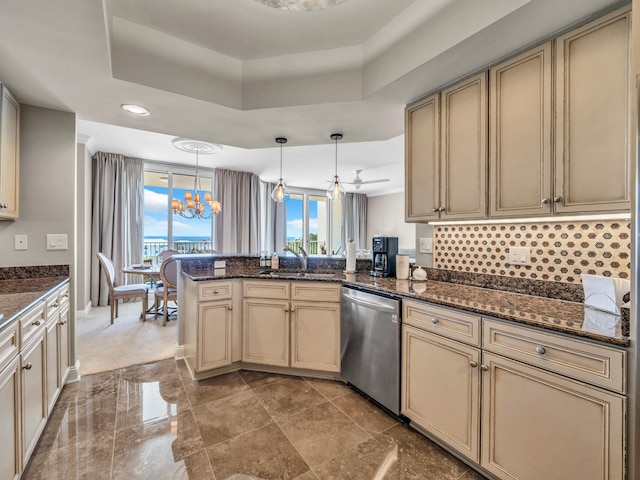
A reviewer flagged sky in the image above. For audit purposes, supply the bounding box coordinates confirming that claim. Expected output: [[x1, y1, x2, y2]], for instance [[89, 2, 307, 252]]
[[286, 197, 318, 240]]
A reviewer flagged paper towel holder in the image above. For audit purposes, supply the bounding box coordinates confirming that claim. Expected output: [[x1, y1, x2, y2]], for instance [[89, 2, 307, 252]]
[[344, 238, 356, 274]]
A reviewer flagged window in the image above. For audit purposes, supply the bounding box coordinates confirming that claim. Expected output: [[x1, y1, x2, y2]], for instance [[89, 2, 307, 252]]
[[143, 167, 214, 261], [285, 190, 342, 255]]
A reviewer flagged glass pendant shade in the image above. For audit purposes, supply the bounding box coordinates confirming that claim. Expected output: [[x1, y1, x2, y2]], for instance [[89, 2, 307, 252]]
[[327, 175, 346, 199], [272, 137, 289, 202], [327, 133, 346, 200]]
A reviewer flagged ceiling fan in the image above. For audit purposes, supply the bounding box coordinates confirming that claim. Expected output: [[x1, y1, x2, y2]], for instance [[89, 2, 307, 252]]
[[342, 170, 390, 190]]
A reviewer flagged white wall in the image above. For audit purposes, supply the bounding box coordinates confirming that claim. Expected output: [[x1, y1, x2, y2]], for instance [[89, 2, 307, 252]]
[[366, 192, 415, 252], [0, 105, 78, 379]]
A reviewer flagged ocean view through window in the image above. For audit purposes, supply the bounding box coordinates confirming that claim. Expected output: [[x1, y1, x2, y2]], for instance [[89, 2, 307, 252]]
[[143, 170, 214, 261]]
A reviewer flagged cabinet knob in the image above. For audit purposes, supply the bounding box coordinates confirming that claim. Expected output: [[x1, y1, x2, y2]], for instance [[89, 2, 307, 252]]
[[438, 207, 446, 212], [541, 197, 550, 205], [227, 305, 233, 311], [32, 320, 42, 327], [553, 196, 563, 204], [535, 346, 546, 355], [53, 302, 59, 308], [469, 361, 478, 368], [213, 290, 219, 294], [290, 306, 295, 312], [23, 363, 33, 370], [58, 320, 67, 326], [431, 318, 438, 324], [480, 364, 489, 372], [432, 207, 439, 213]]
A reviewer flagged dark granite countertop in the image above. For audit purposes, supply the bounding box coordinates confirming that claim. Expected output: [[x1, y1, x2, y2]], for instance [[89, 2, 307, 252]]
[[181, 263, 628, 348], [0, 277, 70, 331]]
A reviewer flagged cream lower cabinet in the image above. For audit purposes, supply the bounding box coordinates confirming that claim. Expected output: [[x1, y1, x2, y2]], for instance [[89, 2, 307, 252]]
[[402, 325, 480, 462], [401, 300, 626, 480], [242, 280, 341, 372], [45, 284, 71, 414], [21, 326, 47, 465], [198, 300, 233, 371], [0, 321, 20, 480], [481, 352, 624, 480]]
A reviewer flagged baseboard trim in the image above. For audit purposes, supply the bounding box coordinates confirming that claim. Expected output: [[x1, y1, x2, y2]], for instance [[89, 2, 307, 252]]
[[176, 344, 186, 360], [76, 301, 92, 319], [66, 360, 81, 383]]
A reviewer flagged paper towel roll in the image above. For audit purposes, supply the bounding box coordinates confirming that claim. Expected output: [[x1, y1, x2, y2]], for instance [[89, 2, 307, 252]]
[[396, 254, 409, 279], [346, 241, 356, 272]]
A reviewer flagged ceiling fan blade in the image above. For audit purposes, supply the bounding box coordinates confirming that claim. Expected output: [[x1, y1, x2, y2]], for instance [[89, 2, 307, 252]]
[[359, 179, 390, 185]]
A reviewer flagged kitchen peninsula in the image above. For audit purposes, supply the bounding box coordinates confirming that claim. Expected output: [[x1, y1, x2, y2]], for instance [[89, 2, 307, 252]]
[[177, 253, 628, 480]]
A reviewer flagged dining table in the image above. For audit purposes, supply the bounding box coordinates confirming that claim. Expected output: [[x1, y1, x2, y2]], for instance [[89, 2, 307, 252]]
[[122, 264, 161, 285]]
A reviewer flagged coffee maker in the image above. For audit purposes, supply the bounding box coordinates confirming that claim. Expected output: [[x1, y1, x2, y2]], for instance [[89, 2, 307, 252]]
[[370, 236, 399, 277]]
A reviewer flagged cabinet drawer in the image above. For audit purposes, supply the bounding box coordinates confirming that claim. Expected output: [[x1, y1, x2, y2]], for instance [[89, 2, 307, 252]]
[[482, 319, 626, 393], [403, 300, 481, 347], [291, 282, 340, 302], [243, 280, 290, 299], [0, 321, 19, 368], [20, 301, 46, 347], [198, 281, 233, 301], [46, 290, 61, 321], [58, 284, 70, 308]]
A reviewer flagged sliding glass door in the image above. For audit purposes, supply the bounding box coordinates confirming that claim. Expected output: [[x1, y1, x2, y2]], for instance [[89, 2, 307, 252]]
[[285, 190, 342, 256]]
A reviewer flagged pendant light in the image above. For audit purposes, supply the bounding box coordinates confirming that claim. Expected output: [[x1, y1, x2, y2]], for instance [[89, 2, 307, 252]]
[[326, 133, 346, 200], [271, 137, 290, 202]]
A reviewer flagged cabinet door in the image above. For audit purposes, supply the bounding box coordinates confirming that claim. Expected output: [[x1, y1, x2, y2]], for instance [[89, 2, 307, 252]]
[[0, 356, 21, 480], [45, 316, 59, 414], [21, 331, 47, 465], [405, 93, 440, 221], [555, 7, 630, 213], [440, 72, 488, 220], [0, 84, 19, 220], [401, 325, 480, 462], [480, 352, 624, 480], [242, 298, 289, 367], [489, 43, 552, 217], [58, 304, 70, 385], [290, 301, 340, 372], [198, 300, 232, 372]]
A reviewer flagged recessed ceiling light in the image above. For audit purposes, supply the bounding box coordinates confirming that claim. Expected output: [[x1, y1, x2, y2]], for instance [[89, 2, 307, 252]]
[[121, 104, 150, 116]]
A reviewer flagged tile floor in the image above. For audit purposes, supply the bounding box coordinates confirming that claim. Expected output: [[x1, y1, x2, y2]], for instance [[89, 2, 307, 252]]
[[24, 359, 487, 480]]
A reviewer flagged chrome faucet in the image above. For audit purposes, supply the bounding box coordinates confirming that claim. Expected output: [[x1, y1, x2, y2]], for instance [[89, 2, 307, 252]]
[[283, 246, 308, 271]]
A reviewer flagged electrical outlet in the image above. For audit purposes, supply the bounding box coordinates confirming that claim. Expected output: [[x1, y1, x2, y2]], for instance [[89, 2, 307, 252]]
[[419, 237, 433, 254], [46, 234, 68, 251], [14, 235, 27, 250], [508, 247, 531, 266]]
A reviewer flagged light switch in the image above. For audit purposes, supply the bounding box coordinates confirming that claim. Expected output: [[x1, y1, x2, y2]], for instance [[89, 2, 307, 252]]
[[419, 237, 433, 254], [46, 234, 68, 251], [508, 247, 531, 266], [14, 235, 27, 250]]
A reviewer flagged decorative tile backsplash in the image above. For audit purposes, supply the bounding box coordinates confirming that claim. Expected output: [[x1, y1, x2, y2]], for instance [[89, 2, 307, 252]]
[[434, 220, 630, 284]]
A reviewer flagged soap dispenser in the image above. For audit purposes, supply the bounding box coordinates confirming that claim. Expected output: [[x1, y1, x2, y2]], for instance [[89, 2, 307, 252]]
[[271, 252, 279, 270]]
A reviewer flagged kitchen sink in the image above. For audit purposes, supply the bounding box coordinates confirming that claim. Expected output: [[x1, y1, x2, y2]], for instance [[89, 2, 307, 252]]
[[261, 271, 339, 279]]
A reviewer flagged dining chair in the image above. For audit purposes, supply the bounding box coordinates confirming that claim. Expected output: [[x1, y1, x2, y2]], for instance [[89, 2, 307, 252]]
[[96, 252, 149, 325], [155, 256, 178, 326]]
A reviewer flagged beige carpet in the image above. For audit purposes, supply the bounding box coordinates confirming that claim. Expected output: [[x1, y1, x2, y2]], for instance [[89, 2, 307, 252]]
[[77, 296, 177, 375]]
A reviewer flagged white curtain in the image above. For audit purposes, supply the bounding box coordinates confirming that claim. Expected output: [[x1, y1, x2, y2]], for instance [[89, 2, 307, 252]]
[[90, 152, 144, 306], [344, 192, 368, 250], [260, 181, 287, 254], [214, 168, 261, 254]]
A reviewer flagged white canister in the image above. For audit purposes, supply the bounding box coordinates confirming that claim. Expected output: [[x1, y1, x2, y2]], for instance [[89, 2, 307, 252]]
[[396, 254, 410, 279]]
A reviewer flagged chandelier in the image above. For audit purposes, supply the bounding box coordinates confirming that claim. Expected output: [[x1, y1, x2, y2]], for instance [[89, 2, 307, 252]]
[[171, 138, 222, 219]]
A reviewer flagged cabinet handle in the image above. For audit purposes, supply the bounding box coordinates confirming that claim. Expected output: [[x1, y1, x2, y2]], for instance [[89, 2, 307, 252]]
[[535, 346, 546, 355], [213, 290, 219, 294], [227, 305, 233, 311], [438, 207, 446, 212], [431, 318, 438, 324], [32, 320, 42, 327], [23, 363, 33, 370], [290, 306, 295, 312], [52, 302, 59, 308], [432, 207, 439, 213], [58, 320, 67, 326], [541, 197, 550, 205], [469, 361, 478, 368], [480, 364, 489, 371], [553, 196, 563, 204], [63, 293, 69, 298]]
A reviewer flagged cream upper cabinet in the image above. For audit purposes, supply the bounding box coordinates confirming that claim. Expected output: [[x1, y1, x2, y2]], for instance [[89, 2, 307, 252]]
[[405, 73, 487, 221], [0, 84, 19, 220], [554, 8, 631, 213], [402, 324, 480, 462], [405, 93, 440, 222], [480, 352, 624, 480], [440, 72, 488, 220], [489, 43, 553, 217]]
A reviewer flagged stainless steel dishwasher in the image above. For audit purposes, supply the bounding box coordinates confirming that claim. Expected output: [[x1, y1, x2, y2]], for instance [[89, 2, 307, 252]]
[[340, 286, 401, 415]]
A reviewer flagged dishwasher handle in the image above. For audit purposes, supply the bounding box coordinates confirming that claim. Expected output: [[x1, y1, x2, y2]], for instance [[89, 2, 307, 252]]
[[342, 291, 398, 314]]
